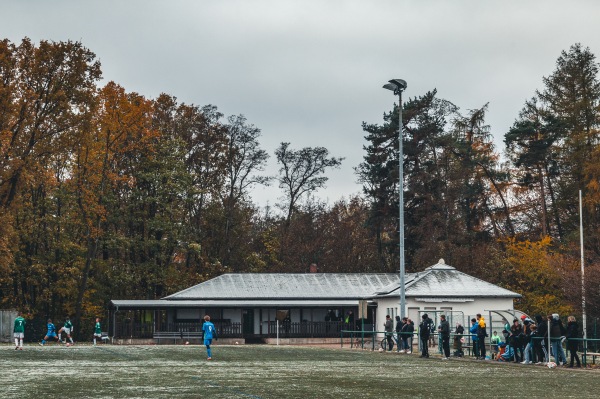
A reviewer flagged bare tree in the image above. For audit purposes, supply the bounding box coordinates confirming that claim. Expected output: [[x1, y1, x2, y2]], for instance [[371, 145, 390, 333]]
[[275, 142, 343, 226]]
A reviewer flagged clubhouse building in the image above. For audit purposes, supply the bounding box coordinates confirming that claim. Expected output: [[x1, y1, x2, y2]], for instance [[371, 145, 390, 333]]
[[109, 259, 522, 344]]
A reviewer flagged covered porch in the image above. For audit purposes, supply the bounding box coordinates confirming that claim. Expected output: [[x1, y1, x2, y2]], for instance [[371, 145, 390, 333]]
[[109, 299, 376, 342]]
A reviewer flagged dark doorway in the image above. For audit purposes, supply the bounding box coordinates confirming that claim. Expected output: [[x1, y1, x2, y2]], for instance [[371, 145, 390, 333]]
[[242, 309, 254, 336]]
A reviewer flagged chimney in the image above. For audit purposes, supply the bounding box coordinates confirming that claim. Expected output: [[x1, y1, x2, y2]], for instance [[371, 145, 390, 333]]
[[309, 263, 318, 273]]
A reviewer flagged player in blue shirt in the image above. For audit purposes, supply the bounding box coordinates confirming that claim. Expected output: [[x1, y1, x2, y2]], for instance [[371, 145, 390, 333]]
[[202, 315, 218, 360], [39, 318, 60, 346]]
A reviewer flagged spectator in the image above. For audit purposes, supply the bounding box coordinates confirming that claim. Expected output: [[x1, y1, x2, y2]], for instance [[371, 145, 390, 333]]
[[438, 315, 450, 359], [404, 318, 414, 354], [454, 322, 465, 357], [549, 313, 567, 366], [497, 342, 514, 362], [566, 315, 581, 368], [502, 318, 510, 342], [491, 330, 501, 359], [396, 316, 405, 352], [476, 314, 488, 360], [510, 318, 523, 363], [419, 314, 431, 358], [469, 318, 480, 358], [534, 314, 549, 363], [521, 315, 534, 364], [345, 310, 354, 329], [530, 324, 545, 364], [384, 315, 394, 351], [395, 316, 403, 352]]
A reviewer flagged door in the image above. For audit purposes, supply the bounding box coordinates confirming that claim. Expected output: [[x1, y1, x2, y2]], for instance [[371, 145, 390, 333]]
[[242, 309, 254, 336]]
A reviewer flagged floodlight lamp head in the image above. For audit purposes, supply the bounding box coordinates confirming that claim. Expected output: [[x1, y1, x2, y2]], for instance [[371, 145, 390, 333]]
[[382, 79, 407, 95], [389, 79, 407, 90]]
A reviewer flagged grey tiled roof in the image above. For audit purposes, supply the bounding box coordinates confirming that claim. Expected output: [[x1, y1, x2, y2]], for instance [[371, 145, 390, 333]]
[[164, 273, 402, 300], [381, 260, 521, 298], [153, 259, 520, 302], [110, 299, 362, 309]]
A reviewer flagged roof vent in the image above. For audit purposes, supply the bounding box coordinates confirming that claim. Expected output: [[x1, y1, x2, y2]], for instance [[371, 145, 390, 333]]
[[438, 258, 445, 265]]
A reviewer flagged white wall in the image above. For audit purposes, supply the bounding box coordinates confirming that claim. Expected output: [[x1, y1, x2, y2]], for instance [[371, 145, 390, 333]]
[[375, 297, 515, 338]]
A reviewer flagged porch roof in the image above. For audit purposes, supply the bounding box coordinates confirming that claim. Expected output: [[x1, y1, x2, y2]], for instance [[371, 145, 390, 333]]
[[111, 299, 366, 309]]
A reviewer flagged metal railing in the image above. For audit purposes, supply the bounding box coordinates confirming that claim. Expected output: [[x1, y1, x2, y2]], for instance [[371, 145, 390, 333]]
[[266, 321, 351, 338], [341, 329, 600, 366], [113, 321, 243, 339]]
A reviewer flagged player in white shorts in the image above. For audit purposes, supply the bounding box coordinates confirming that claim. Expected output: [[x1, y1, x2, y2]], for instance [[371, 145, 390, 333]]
[[58, 316, 75, 345], [14, 312, 26, 350], [93, 318, 102, 345]]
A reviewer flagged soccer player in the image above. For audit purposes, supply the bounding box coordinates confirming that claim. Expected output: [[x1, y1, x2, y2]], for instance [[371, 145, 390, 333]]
[[39, 318, 60, 346], [14, 311, 26, 350], [58, 316, 75, 345], [93, 318, 102, 345], [202, 315, 217, 360]]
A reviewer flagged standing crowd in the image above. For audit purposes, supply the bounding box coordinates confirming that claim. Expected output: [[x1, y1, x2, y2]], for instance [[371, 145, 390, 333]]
[[494, 313, 582, 368], [382, 312, 584, 368]]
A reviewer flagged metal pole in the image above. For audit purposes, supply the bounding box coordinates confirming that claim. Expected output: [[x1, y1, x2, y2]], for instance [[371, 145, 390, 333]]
[[580, 190, 587, 339], [547, 319, 551, 363], [383, 79, 407, 319], [398, 91, 406, 319]]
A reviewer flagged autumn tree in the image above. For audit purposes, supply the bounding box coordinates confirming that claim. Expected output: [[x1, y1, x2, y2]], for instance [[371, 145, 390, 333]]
[[499, 237, 573, 316], [0, 38, 101, 316]]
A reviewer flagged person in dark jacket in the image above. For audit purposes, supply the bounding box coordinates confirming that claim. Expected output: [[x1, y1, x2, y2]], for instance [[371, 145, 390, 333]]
[[438, 315, 450, 359], [566, 315, 581, 368], [419, 314, 431, 358], [549, 313, 567, 365], [404, 318, 414, 354], [454, 322, 465, 357], [395, 316, 404, 352], [535, 314, 548, 363], [476, 314, 488, 360], [384, 315, 394, 351], [510, 318, 523, 362], [520, 315, 534, 364]]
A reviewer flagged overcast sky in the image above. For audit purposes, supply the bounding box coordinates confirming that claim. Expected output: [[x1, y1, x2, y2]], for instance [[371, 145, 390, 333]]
[[3, 0, 600, 209]]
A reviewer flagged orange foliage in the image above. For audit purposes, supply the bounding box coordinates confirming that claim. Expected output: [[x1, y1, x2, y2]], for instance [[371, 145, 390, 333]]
[[502, 237, 573, 316]]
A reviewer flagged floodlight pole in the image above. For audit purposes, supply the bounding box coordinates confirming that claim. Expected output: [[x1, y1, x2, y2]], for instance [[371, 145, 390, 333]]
[[383, 79, 407, 319], [580, 190, 587, 339]]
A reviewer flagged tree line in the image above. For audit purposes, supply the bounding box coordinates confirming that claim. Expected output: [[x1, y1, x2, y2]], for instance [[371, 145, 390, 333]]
[[0, 38, 598, 334]]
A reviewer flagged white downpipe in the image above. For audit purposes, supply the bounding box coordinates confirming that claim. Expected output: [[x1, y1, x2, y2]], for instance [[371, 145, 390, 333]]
[[276, 320, 279, 346]]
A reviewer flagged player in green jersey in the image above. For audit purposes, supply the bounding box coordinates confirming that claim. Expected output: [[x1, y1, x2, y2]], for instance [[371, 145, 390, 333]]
[[58, 316, 75, 345], [93, 318, 102, 345], [13, 311, 26, 350]]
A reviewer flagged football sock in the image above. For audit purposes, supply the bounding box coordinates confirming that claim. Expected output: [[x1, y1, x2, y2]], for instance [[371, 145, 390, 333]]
[[93, 338, 97, 345], [41, 339, 46, 344], [15, 338, 19, 347], [58, 333, 62, 341], [207, 345, 212, 358], [69, 337, 74, 344], [20, 339, 23, 347]]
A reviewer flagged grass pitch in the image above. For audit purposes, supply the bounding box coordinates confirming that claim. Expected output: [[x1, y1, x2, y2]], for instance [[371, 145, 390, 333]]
[[1, 344, 598, 398]]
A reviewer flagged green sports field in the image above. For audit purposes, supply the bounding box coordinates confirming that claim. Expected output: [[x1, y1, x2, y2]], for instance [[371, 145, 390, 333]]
[[1, 344, 598, 399]]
